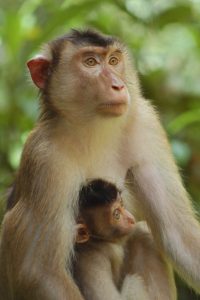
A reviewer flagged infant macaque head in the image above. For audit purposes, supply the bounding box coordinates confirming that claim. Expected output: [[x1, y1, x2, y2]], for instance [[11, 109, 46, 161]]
[[76, 179, 135, 244]]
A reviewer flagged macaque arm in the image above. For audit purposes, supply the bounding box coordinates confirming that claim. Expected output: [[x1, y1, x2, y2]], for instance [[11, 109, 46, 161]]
[[129, 99, 200, 291], [121, 274, 150, 300], [0, 131, 84, 300], [74, 252, 123, 300], [124, 222, 177, 300], [80, 275, 123, 300], [19, 273, 83, 300]]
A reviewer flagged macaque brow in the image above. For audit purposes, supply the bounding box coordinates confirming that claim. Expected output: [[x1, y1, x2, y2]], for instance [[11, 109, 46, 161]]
[[112, 49, 122, 55], [78, 48, 122, 57], [67, 29, 116, 47]]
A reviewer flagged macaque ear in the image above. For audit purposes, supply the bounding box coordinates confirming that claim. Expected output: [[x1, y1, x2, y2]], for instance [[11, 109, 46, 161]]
[[76, 224, 90, 244], [27, 56, 50, 89]]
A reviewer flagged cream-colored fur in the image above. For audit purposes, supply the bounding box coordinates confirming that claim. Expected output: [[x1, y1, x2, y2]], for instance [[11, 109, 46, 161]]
[[121, 274, 150, 300], [0, 30, 199, 299], [73, 222, 175, 300]]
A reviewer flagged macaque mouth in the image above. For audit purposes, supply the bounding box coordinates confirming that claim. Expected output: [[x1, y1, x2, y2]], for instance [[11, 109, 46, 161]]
[[98, 101, 127, 115], [101, 101, 126, 107]]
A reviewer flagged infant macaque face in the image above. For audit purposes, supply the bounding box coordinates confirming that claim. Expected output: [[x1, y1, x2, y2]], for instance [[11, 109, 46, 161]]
[[76, 179, 135, 243], [109, 197, 135, 236]]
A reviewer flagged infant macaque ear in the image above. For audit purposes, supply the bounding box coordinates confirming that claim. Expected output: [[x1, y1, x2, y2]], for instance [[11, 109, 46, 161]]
[[76, 224, 90, 244], [27, 56, 50, 89]]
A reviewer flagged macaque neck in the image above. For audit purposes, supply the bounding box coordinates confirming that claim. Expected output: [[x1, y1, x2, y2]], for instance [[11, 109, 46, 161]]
[[88, 233, 128, 244], [43, 113, 128, 158], [38, 108, 133, 181]]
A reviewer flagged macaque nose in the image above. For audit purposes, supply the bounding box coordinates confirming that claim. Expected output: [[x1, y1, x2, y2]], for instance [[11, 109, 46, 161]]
[[126, 210, 135, 225], [112, 82, 124, 91], [128, 217, 135, 225], [110, 72, 124, 91]]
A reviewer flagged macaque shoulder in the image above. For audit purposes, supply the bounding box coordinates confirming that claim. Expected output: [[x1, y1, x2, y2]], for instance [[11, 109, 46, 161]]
[[21, 125, 70, 166], [18, 126, 76, 190], [75, 243, 112, 273], [19, 128, 53, 168], [122, 97, 171, 166]]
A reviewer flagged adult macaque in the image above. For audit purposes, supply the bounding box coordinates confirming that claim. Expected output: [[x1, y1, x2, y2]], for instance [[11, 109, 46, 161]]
[[74, 178, 175, 300], [0, 29, 200, 299]]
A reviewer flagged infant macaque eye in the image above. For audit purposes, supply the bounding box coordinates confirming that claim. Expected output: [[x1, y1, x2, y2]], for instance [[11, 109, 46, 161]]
[[113, 209, 121, 220]]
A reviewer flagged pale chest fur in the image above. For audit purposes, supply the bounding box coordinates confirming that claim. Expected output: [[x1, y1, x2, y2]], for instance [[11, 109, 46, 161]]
[[108, 243, 125, 287], [56, 119, 134, 189]]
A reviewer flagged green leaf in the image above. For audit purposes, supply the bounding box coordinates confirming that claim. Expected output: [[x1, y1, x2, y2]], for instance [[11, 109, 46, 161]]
[[154, 5, 194, 28], [168, 109, 200, 135]]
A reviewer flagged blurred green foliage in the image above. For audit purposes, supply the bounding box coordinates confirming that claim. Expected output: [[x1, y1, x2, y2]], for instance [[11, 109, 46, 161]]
[[0, 0, 200, 299]]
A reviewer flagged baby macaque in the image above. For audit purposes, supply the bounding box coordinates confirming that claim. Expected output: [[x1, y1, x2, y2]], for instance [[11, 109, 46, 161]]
[[76, 179, 135, 243], [73, 179, 149, 300]]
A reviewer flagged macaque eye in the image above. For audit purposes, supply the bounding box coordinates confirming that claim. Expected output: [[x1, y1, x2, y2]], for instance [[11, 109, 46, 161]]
[[113, 209, 121, 220], [109, 57, 119, 65], [84, 57, 98, 67]]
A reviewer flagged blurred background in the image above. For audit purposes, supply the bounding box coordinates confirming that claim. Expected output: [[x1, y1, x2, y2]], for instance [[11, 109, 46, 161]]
[[0, 0, 199, 298]]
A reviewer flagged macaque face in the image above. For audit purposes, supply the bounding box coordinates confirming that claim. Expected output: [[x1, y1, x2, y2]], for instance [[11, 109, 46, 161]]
[[108, 197, 135, 237], [71, 46, 130, 117], [53, 44, 131, 118], [27, 42, 131, 119], [76, 196, 135, 244]]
